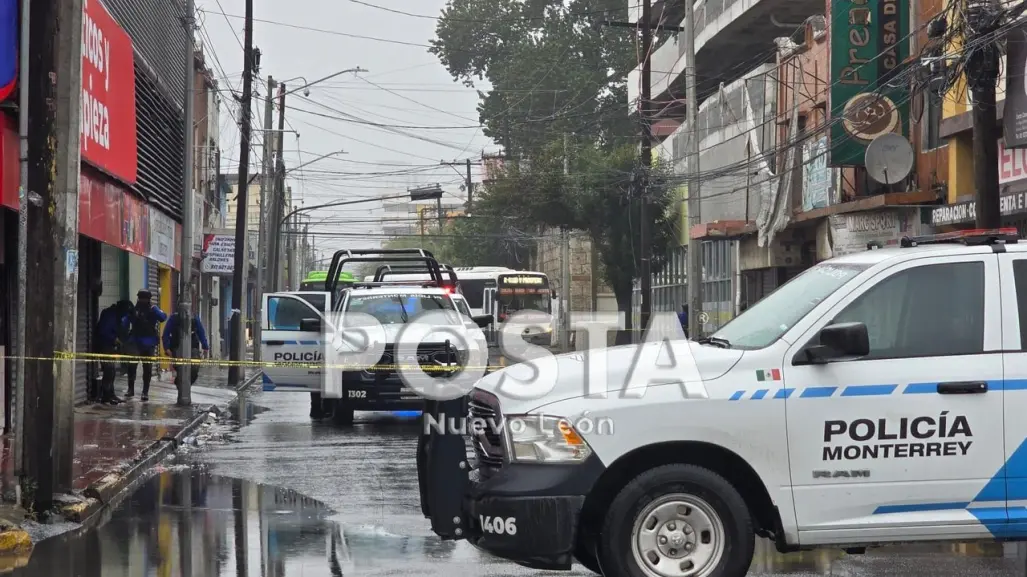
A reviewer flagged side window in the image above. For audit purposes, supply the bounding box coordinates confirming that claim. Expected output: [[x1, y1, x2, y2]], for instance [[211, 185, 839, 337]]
[[267, 297, 316, 330], [1013, 260, 1027, 349], [832, 262, 985, 359]]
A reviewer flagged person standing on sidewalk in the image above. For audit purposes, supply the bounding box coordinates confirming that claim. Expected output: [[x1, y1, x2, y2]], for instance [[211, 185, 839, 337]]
[[123, 289, 167, 401], [94, 300, 134, 405], [162, 311, 210, 388]]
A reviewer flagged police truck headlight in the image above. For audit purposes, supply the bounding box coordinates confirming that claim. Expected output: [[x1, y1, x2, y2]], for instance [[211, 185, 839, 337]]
[[504, 415, 592, 464]]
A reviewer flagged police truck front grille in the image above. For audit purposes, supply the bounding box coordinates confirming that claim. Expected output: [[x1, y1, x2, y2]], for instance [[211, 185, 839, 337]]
[[371, 343, 456, 374], [468, 398, 504, 473]]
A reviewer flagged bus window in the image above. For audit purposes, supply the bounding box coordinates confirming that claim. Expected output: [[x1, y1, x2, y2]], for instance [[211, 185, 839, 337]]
[[459, 279, 487, 309]]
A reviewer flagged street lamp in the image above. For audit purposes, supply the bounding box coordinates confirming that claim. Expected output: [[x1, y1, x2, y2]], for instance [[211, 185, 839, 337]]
[[280, 67, 367, 98], [267, 149, 349, 290]]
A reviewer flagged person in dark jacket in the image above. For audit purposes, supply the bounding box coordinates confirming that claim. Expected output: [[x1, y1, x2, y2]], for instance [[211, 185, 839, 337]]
[[123, 289, 167, 401], [678, 305, 689, 339], [95, 300, 134, 404], [162, 311, 210, 388]]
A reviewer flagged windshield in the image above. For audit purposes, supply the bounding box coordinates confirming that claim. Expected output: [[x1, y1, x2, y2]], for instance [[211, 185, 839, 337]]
[[453, 297, 472, 318], [498, 292, 551, 314], [711, 262, 869, 349], [344, 293, 460, 325]]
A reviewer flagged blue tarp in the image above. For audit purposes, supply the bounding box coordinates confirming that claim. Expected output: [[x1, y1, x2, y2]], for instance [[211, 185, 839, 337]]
[[0, 0, 15, 102]]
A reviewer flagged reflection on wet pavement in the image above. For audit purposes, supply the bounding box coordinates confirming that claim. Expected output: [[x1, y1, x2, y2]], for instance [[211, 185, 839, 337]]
[[12, 389, 1027, 576]]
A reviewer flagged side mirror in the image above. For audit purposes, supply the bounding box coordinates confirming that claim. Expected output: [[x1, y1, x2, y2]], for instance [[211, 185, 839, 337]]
[[299, 317, 322, 332], [795, 321, 870, 365], [551, 289, 557, 299], [472, 315, 493, 328]]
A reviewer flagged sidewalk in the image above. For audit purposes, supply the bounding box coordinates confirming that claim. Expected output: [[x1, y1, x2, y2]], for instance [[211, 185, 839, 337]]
[[0, 362, 261, 555], [69, 367, 248, 493]]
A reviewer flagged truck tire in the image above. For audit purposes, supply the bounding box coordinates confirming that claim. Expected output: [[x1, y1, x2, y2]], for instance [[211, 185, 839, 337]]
[[310, 393, 325, 420], [332, 401, 354, 426], [598, 464, 754, 577], [574, 538, 603, 574]]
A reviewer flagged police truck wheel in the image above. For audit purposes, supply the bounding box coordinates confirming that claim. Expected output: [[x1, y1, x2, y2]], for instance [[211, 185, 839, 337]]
[[332, 402, 354, 426], [599, 464, 754, 577], [573, 537, 603, 574]]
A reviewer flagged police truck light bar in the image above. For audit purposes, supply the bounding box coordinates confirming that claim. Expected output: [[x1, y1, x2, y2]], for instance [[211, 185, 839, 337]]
[[898, 228, 1019, 248]]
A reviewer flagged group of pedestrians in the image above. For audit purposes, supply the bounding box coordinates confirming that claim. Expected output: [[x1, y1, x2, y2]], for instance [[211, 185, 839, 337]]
[[93, 289, 210, 405]]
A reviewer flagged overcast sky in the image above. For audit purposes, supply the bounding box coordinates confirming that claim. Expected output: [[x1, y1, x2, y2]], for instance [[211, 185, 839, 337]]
[[196, 0, 497, 264]]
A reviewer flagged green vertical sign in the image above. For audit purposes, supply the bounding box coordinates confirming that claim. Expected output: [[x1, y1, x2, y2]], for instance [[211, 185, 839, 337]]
[[829, 0, 909, 166]]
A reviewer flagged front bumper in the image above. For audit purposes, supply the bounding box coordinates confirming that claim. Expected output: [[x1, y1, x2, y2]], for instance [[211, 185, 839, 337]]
[[417, 397, 605, 571], [463, 457, 605, 570]]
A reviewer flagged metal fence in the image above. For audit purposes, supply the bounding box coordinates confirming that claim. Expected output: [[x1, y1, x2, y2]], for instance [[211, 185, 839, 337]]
[[632, 241, 735, 337]]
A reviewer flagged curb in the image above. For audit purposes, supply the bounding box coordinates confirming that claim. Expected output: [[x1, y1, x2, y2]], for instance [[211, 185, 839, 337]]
[[63, 369, 263, 526], [236, 369, 262, 392]]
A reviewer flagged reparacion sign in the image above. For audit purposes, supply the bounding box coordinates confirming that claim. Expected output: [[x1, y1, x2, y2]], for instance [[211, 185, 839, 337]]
[[822, 413, 972, 461]]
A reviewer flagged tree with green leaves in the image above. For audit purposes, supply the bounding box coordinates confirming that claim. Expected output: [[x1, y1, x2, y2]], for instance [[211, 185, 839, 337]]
[[472, 140, 680, 334], [431, 0, 638, 155], [431, 0, 681, 334]]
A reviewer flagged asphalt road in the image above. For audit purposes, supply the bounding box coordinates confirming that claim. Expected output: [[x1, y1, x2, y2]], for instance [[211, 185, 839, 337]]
[[11, 389, 1027, 576]]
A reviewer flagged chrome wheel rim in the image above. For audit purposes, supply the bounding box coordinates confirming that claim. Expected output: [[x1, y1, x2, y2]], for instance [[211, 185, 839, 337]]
[[630, 493, 726, 577]]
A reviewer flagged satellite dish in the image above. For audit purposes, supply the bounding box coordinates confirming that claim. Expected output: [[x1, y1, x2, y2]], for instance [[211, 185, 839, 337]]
[[865, 133, 914, 185]]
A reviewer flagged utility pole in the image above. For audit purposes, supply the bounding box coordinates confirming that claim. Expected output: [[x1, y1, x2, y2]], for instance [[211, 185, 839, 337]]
[[24, 0, 84, 508], [560, 134, 571, 351], [436, 196, 445, 232], [286, 213, 295, 290], [269, 84, 287, 291], [440, 158, 480, 211], [967, 0, 1001, 229], [466, 159, 474, 210], [253, 75, 275, 363], [177, 0, 196, 406], [684, 0, 703, 340], [638, 0, 653, 336], [228, 0, 255, 386], [13, 0, 30, 481]]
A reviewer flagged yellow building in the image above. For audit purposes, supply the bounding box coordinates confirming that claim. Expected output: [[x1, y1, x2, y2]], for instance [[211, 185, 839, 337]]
[[939, 26, 1027, 233]]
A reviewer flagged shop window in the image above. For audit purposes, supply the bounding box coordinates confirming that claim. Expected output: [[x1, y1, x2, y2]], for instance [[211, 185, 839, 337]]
[[832, 262, 984, 359]]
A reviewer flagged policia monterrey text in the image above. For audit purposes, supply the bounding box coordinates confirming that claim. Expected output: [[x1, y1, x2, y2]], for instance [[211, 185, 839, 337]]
[[822, 412, 972, 461]]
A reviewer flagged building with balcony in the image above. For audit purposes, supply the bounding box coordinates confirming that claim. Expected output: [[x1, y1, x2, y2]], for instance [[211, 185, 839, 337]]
[[627, 0, 825, 129], [634, 6, 948, 336], [934, 3, 1027, 235]]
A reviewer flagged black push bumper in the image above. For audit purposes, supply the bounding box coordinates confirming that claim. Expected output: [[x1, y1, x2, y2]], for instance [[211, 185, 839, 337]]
[[417, 397, 605, 570]]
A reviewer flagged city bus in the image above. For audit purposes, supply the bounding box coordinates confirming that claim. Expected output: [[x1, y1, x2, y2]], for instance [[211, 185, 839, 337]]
[[365, 266, 554, 344]]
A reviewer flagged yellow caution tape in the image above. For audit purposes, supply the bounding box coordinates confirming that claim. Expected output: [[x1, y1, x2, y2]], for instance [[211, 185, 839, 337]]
[[7, 351, 494, 371]]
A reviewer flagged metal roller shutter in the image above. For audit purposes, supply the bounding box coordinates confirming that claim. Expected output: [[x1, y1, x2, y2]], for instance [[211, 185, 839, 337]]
[[75, 238, 98, 405], [99, 244, 121, 310], [147, 261, 160, 296]]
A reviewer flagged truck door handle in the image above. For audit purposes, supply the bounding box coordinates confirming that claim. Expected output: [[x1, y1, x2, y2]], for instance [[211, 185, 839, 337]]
[[937, 381, 988, 394], [265, 340, 285, 346]]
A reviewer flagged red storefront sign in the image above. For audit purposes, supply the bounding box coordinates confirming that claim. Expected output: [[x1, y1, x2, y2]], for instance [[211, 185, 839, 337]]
[[79, 168, 125, 248], [0, 112, 16, 209], [81, 0, 137, 184], [122, 191, 146, 254]]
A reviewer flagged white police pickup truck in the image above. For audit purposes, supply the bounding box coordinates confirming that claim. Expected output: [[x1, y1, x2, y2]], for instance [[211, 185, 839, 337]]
[[263, 248, 492, 425], [418, 228, 1027, 576]]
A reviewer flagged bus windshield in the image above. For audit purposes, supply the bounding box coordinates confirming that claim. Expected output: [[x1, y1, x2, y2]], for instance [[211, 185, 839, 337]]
[[497, 274, 551, 314]]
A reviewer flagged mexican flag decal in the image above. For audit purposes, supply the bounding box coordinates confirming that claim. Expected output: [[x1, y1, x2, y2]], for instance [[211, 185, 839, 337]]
[[756, 369, 781, 382]]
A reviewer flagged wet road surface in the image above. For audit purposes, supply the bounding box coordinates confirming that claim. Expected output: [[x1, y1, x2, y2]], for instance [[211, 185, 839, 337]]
[[11, 389, 1027, 576]]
